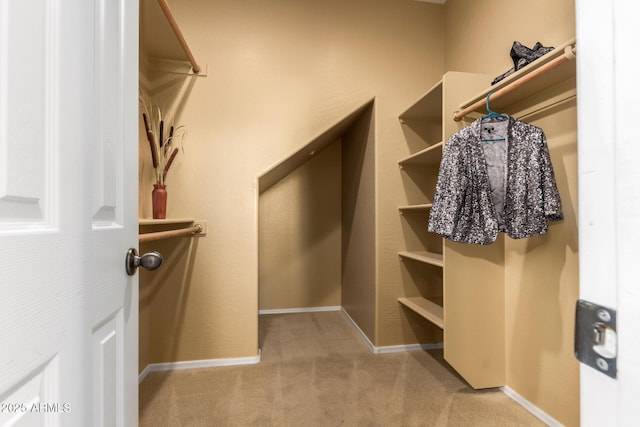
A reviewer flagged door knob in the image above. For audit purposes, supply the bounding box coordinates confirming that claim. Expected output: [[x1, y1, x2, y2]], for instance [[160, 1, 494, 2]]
[[125, 248, 163, 276]]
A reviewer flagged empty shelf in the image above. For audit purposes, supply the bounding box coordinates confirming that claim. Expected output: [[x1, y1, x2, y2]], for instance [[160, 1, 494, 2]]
[[398, 79, 443, 122], [399, 203, 433, 212], [398, 142, 443, 167], [139, 218, 196, 225], [398, 251, 443, 267], [398, 296, 444, 329]]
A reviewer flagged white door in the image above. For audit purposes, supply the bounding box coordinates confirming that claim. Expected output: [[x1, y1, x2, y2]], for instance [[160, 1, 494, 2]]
[[0, 0, 139, 426], [577, 0, 640, 425]]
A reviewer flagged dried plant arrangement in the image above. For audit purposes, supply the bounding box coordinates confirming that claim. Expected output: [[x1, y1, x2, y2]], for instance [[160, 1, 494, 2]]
[[140, 98, 186, 186]]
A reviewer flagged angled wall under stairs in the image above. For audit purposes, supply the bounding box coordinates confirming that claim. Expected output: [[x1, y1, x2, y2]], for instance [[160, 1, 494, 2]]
[[258, 101, 377, 341]]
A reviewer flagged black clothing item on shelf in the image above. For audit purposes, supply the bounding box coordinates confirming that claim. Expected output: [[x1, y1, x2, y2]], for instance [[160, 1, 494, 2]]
[[491, 41, 554, 85]]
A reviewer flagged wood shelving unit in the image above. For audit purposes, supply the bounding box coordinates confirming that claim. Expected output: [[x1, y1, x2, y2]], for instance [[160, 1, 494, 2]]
[[439, 40, 577, 390], [397, 78, 445, 332], [397, 73, 497, 382], [396, 40, 577, 388]]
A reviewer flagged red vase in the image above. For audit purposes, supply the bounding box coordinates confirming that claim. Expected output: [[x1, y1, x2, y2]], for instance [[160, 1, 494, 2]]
[[152, 184, 167, 219]]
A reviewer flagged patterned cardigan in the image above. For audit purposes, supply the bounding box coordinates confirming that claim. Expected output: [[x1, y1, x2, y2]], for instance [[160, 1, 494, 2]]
[[427, 117, 563, 245]]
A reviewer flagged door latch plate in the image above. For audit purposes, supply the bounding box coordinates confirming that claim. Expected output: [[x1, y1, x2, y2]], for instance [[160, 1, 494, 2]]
[[575, 299, 617, 378]]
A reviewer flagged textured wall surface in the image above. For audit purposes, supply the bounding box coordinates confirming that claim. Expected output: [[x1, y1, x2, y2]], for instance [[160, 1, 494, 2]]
[[139, 0, 444, 361], [258, 142, 342, 311]]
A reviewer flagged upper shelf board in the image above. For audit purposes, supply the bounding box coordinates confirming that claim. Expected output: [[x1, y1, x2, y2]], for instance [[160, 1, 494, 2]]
[[458, 38, 576, 116], [139, 218, 196, 226], [140, 0, 190, 62]]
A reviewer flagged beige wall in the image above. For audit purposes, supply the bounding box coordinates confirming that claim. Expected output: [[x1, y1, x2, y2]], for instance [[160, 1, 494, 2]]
[[444, 0, 576, 75], [258, 142, 342, 311], [443, 0, 578, 425], [139, 233, 201, 365], [505, 99, 579, 427], [139, 0, 445, 362]]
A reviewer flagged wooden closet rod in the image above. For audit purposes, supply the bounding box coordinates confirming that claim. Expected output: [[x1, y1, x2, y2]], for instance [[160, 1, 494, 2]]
[[453, 45, 577, 121], [139, 224, 202, 243], [156, 0, 201, 74]]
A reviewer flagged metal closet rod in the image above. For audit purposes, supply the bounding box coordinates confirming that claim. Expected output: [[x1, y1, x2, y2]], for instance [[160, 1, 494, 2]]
[[139, 224, 202, 243], [453, 45, 577, 122], [156, 0, 201, 74]]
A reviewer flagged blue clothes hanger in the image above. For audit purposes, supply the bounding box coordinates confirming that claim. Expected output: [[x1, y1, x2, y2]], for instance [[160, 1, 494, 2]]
[[481, 92, 509, 120], [481, 92, 508, 142]]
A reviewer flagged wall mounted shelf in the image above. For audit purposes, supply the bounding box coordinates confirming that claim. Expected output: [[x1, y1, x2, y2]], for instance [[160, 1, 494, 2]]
[[140, 0, 203, 74], [454, 38, 576, 121], [138, 218, 207, 242], [139, 218, 195, 226]]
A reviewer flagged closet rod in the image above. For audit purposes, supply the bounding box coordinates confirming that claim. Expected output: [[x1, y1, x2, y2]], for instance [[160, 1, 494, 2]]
[[156, 0, 201, 74], [453, 45, 576, 122], [139, 224, 202, 243]]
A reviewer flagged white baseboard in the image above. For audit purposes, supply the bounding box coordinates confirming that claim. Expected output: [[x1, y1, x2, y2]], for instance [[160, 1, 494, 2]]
[[375, 342, 444, 353], [138, 351, 261, 383], [258, 306, 443, 353], [340, 307, 377, 352], [258, 306, 341, 315], [340, 307, 443, 354], [501, 386, 563, 427]]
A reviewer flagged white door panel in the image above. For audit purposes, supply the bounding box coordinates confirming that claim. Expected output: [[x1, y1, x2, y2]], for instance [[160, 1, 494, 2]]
[[0, 0, 138, 425], [577, 0, 640, 425], [0, 0, 53, 228], [93, 0, 124, 226]]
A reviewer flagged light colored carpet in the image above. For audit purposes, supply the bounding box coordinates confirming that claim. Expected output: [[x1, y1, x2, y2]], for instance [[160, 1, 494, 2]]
[[139, 311, 544, 426]]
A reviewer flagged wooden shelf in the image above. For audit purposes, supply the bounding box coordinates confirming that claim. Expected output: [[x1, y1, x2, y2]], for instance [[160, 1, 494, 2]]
[[398, 142, 443, 167], [398, 296, 444, 329], [457, 38, 576, 117], [139, 218, 196, 226], [399, 79, 443, 122], [399, 203, 433, 212], [396, 71, 513, 389], [140, 0, 201, 73], [138, 218, 205, 242], [398, 251, 443, 267]]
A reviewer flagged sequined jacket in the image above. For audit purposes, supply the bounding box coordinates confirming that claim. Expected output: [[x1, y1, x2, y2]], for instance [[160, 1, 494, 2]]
[[427, 117, 563, 245]]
